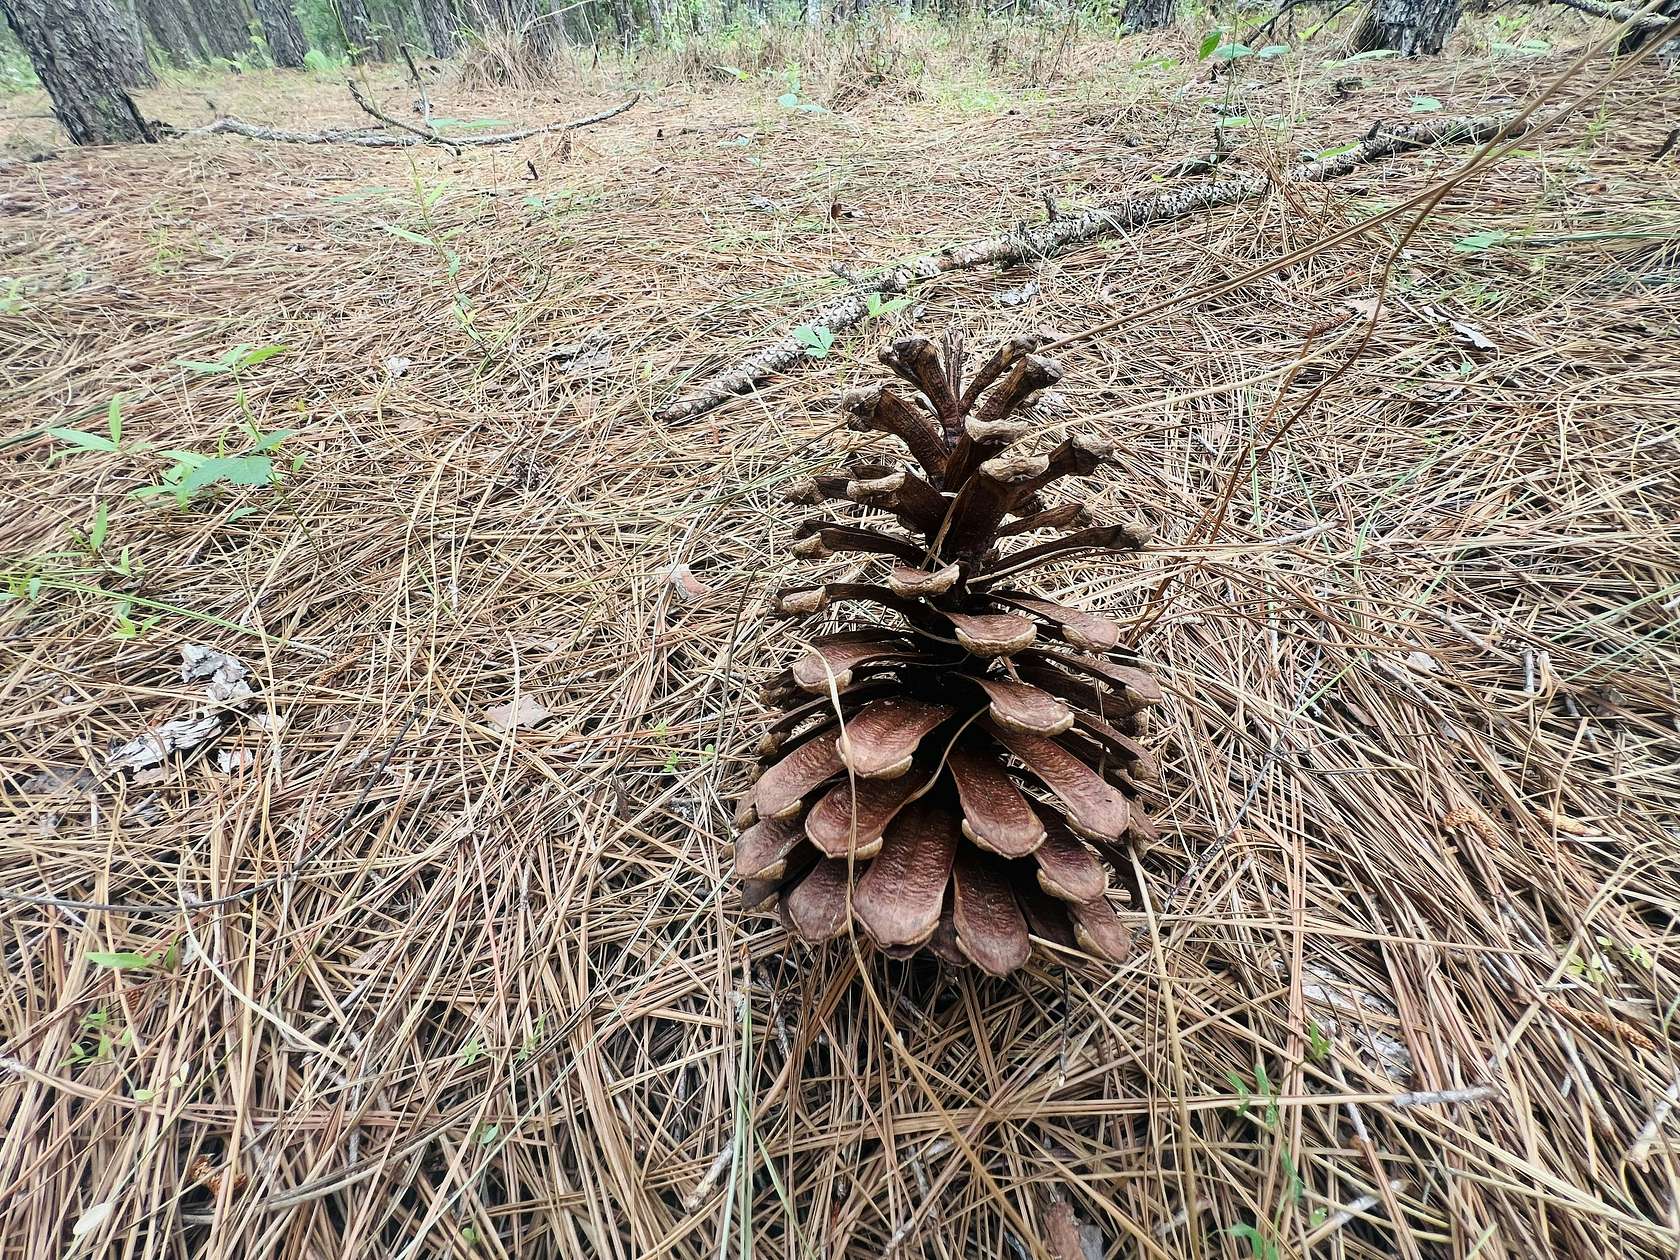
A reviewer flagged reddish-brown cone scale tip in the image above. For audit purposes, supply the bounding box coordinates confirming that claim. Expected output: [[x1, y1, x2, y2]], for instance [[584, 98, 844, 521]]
[[735, 331, 1163, 974]]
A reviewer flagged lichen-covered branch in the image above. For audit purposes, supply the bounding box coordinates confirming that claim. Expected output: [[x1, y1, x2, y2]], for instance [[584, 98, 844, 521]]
[[1549, 0, 1672, 29], [658, 114, 1522, 425]]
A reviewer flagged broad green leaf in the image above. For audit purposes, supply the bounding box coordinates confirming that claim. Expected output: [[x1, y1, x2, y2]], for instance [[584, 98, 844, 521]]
[[1410, 95, 1442, 112], [1197, 31, 1222, 58], [177, 455, 275, 501], [1211, 42, 1253, 60], [1342, 47, 1398, 61], [88, 504, 108, 552], [1257, 42, 1290, 58], [176, 357, 231, 374], [777, 91, 800, 108], [1316, 141, 1362, 159], [107, 395, 123, 445], [792, 325, 834, 357], [47, 428, 118, 453], [87, 951, 151, 969]]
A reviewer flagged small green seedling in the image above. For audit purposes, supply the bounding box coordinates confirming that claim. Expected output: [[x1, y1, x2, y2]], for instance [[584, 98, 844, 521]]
[[865, 293, 910, 319], [793, 325, 836, 358], [175, 343, 287, 375], [48, 394, 142, 459]]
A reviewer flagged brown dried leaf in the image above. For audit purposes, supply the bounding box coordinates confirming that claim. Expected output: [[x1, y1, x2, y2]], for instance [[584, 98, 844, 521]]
[[485, 694, 553, 732]]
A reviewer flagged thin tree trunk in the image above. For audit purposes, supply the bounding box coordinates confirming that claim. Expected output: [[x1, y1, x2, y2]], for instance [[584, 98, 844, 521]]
[[141, 0, 204, 61], [337, 0, 379, 58], [1120, 0, 1173, 31], [417, 0, 457, 54], [646, 0, 663, 39], [2, 0, 157, 143], [189, 0, 253, 57], [1351, 0, 1461, 53], [113, 0, 156, 81], [524, 0, 563, 59], [805, 0, 819, 27], [253, 0, 306, 63], [606, 0, 632, 42]]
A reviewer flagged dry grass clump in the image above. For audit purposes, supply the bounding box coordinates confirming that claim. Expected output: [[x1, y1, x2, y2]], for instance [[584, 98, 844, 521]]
[[1, 20, 1678, 1260]]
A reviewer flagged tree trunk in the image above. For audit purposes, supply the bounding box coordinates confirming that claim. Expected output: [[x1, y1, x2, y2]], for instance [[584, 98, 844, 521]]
[[606, 0, 632, 42], [253, 0, 306, 63], [2, 0, 157, 143], [336, 0, 379, 58], [804, 0, 819, 27], [141, 0, 205, 61], [417, 0, 456, 54], [1120, 0, 1173, 31], [1351, 0, 1461, 53], [112, 0, 156, 81], [645, 0, 662, 39], [190, 0, 254, 58]]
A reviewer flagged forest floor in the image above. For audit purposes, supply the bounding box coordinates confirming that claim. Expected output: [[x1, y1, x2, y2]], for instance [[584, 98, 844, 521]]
[[2, 14, 1679, 1260]]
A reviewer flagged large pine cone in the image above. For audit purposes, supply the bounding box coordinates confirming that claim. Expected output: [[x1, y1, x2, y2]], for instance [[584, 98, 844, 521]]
[[734, 331, 1163, 975]]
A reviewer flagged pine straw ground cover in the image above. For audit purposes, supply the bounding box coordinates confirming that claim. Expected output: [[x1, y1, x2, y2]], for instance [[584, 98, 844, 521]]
[[2, 19, 1679, 1259]]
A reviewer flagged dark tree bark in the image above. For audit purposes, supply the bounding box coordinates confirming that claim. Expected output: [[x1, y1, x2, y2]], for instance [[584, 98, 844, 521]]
[[606, 0, 633, 42], [336, 0, 380, 58], [112, 0, 156, 82], [1120, 0, 1174, 31], [417, 0, 456, 54], [1351, 0, 1461, 53], [189, 0, 254, 57], [645, 0, 662, 40], [2, 0, 157, 143], [141, 0, 207, 61], [253, 0, 306, 63]]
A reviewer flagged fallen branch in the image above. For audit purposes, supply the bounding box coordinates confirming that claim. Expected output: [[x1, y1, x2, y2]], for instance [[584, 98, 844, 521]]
[[189, 94, 637, 150], [1548, 0, 1673, 29], [658, 113, 1523, 423], [347, 79, 444, 148]]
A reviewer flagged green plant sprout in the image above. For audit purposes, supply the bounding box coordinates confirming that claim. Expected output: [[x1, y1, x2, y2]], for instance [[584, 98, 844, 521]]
[[793, 324, 835, 357]]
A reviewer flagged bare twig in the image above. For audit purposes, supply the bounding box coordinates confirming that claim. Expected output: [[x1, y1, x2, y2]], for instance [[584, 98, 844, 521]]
[[398, 44, 436, 131], [347, 78, 449, 149], [189, 94, 638, 150]]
